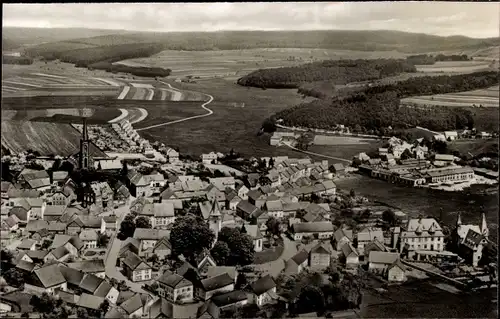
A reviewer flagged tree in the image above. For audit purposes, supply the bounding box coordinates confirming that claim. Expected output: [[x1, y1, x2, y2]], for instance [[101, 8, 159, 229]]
[[170, 215, 215, 263], [217, 227, 255, 266], [117, 214, 136, 240], [211, 241, 230, 265], [98, 299, 110, 317], [382, 209, 397, 226], [148, 253, 159, 265], [121, 160, 129, 176], [479, 243, 498, 268], [235, 273, 248, 290], [135, 216, 151, 229], [293, 285, 325, 315], [268, 157, 275, 167], [97, 232, 110, 248], [349, 189, 356, 198], [1, 250, 14, 266], [266, 217, 281, 237], [77, 308, 89, 319], [3, 268, 25, 287]]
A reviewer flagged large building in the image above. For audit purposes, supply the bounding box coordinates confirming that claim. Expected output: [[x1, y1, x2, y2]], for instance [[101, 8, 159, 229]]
[[400, 218, 445, 257]]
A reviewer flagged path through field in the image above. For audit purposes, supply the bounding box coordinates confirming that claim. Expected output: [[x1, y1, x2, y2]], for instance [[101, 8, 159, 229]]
[[135, 81, 214, 131], [283, 142, 351, 163]]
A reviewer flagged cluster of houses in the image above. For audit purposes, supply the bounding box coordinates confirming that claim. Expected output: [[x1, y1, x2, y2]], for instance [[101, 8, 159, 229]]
[[432, 129, 495, 141], [110, 120, 155, 155]]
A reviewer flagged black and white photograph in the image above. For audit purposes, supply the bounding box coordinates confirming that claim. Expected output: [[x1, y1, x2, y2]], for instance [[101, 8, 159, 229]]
[[1, 2, 498, 318]]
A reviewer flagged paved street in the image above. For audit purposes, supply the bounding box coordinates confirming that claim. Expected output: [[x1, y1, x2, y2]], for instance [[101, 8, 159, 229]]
[[253, 236, 298, 277]]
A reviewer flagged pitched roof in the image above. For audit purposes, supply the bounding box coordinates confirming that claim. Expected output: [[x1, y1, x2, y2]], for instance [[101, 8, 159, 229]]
[[341, 243, 358, 258], [357, 228, 384, 242], [50, 234, 84, 251], [211, 290, 248, 307], [291, 250, 309, 265], [368, 251, 400, 265], [77, 293, 105, 310], [44, 205, 67, 216], [250, 275, 276, 295], [200, 273, 234, 291], [50, 246, 70, 260], [236, 200, 257, 215], [292, 221, 334, 233], [16, 260, 36, 272], [334, 228, 353, 242], [205, 266, 238, 281], [26, 220, 49, 232], [133, 228, 170, 240], [9, 206, 29, 221], [52, 171, 69, 181], [310, 243, 331, 255], [157, 270, 192, 289], [122, 251, 150, 270], [17, 239, 36, 250], [199, 200, 222, 220], [4, 215, 20, 228], [244, 224, 263, 240], [67, 260, 105, 273], [94, 280, 113, 298], [34, 264, 66, 288], [80, 229, 99, 241], [47, 222, 67, 232], [58, 265, 84, 286], [79, 274, 104, 293], [58, 290, 78, 305], [153, 202, 175, 217]]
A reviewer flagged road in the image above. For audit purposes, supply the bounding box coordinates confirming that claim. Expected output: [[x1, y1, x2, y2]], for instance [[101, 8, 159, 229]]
[[252, 236, 298, 277], [135, 82, 214, 132], [283, 142, 352, 163]]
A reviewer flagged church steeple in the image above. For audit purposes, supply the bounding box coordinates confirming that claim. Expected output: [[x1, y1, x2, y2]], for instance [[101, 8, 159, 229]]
[[456, 212, 462, 227], [79, 117, 93, 170], [480, 213, 488, 238]]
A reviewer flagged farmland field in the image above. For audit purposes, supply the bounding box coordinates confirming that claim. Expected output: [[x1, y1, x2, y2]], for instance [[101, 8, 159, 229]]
[[415, 61, 494, 73], [312, 135, 373, 145], [401, 86, 499, 108]]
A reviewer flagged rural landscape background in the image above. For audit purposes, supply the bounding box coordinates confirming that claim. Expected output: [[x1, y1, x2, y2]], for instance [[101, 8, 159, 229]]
[[1, 2, 499, 318]]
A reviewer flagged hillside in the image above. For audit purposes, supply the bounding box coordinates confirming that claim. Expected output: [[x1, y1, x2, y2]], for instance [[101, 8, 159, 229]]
[[23, 29, 499, 55]]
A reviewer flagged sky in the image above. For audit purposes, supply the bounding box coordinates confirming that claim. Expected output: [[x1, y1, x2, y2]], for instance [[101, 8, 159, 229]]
[[3, 2, 499, 38]]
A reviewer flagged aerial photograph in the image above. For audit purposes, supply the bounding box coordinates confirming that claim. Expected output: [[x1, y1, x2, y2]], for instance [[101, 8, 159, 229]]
[[0, 2, 498, 318]]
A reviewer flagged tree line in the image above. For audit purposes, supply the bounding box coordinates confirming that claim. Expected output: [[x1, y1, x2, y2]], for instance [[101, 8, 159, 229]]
[[237, 59, 417, 89], [2, 55, 34, 65], [406, 53, 471, 65], [272, 71, 498, 134], [88, 61, 171, 78]]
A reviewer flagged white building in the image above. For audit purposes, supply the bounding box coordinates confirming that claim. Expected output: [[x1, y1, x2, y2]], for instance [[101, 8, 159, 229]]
[[400, 218, 445, 257]]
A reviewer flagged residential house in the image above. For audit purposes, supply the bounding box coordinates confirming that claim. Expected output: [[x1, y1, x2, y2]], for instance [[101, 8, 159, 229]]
[[77, 293, 106, 313], [1, 181, 14, 199], [333, 228, 353, 251], [198, 273, 235, 301], [1, 215, 20, 231], [94, 281, 120, 305], [133, 228, 170, 254], [444, 131, 458, 141], [43, 205, 67, 221], [156, 270, 194, 303], [79, 273, 104, 294], [205, 266, 238, 285], [67, 260, 106, 278], [236, 200, 259, 220], [224, 189, 242, 211], [151, 202, 176, 229], [331, 163, 346, 176], [46, 191, 72, 207], [17, 239, 37, 251], [90, 181, 114, 210], [46, 246, 71, 262], [49, 234, 84, 257], [368, 251, 406, 282], [266, 199, 284, 218], [147, 236, 172, 260], [120, 293, 151, 318], [292, 222, 334, 241], [236, 184, 249, 201], [79, 229, 99, 249], [206, 185, 226, 207], [341, 243, 359, 269], [400, 218, 445, 257], [433, 154, 455, 167], [122, 251, 153, 282], [18, 169, 51, 192], [249, 275, 277, 307], [209, 177, 236, 191], [244, 225, 264, 252], [66, 215, 105, 235], [25, 264, 67, 295], [309, 243, 332, 269], [8, 207, 31, 224], [165, 148, 180, 163], [58, 265, 85, 291], [364, 239, 390, 261], [202, 152, 218, 164], [357, 227, 384, 256], [197, 291, 249, 319], [103, 215, 118, 233], [18, 250, 50, 264], [284, 250, 309, 275], [128, 170, 166, 197]]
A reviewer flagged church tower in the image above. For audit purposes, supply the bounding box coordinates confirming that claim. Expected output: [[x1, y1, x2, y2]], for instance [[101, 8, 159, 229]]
[[208, 199, 222, 245], [480, 213, 489, 239], [79, 118, 93, 170]]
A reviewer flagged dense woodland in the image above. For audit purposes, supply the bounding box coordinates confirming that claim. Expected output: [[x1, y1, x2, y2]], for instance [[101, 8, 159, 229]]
[[272, 71, 499, 134], [237, 59, 416, 89], [88, 62, 171, 77], [2, 55, 34, 65], [406, 53, 471, 65]]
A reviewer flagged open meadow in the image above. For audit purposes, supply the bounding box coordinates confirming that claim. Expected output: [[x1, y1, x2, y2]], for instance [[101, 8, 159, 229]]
[[415, 60, 495, 73], [401, 86, 499, 108]]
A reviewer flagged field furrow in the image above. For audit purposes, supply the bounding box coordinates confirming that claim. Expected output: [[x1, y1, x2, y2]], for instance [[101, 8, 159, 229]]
[[131, 87, 147, 100]]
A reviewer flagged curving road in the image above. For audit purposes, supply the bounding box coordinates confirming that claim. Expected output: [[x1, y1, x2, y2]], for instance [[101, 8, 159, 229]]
[[135, 81, 214, 132], [283, 142, 352, 163]]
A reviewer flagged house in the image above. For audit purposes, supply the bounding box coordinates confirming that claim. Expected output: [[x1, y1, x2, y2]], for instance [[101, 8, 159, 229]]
[[46, 246, 71, 262], [331, 163, 345, 176], [43, 205, 67, 221], [67, 260, 106, 278], [49, 234, 84, 257], [357, 227, 384, 256], [1, 181, 15, 199], [149, 297, 200, 319], [66, 215, 105, 235], [79, 229, 99, 249], [19, 169, 51, 191], [133, 228, 170, 253], [77, 293, 106, 313], [341, 243, 359, 269], [16, 260, 38, 274], [333, 228, 353, 251], [284, 250, 309, 275], [103, 215, 119, 233], [120, 293, 151, 318], [46, 191, 72, 207], [17, 239, 37, 251], [202, 152, 218, 164], [151, 202, 176, 229], [460, 229, 489, 267], [244, 225, 264, 252], [198, 273, 235, 301], [321, 180, 336, 195], [197, 291, 248, 318], [156, 270, 194, 303], [368, 251, 406, 282], [79, 273, 104, 294], [165, 148, 180, 163], [26, 220, 49, 234], [209, 177, 236, 191], [400, 218, 445, 257], [292, 222, 334, 241], [206, 185, 226, 207], [58, 265, 85, 290], [364, 239, 390, 261], [122, 251, 153, 282], [2, 215, 20, 231], [205, 266, 238, 284], [8, 206, 31, 224], [94, 281, 120, 305], [193, 252, 218, 275], [444, 131, 458, 141], [224, 189, 242, 211], [433, 154, 455, 166], [236, 200, 259, 220], [128, 170, 166, 197], [236, 184, 249, 200], [90, 181, 114, 210], [25, 264, 67, 295], [148, 237, 172, 260], [266, 199, 284, 218], [249, 275, 277, 307], [309, 243, 332, 269]]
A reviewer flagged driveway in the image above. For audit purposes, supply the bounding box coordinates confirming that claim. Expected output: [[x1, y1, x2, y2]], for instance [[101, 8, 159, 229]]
[[253, 235, 298, 277]]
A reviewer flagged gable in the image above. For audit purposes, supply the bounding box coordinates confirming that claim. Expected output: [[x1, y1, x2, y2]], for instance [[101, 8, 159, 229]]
[[134, 262, 151, 271]]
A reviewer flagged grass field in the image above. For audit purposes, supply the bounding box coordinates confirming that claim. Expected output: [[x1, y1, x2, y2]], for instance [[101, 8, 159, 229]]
[[402, 85, 499, 108], [415, 61, 494, 73], [448, 139, 498, 158], [313, 135, 373, 145]]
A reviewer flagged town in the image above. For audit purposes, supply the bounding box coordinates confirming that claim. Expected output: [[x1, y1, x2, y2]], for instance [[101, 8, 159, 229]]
[[0, 115, 497, 319]]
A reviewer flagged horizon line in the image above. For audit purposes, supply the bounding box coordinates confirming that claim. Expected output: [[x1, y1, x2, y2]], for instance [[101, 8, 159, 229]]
[[2, 25, 498, 40]]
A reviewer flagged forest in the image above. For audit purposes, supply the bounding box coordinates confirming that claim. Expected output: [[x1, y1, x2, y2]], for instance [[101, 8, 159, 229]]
[[2, 55, 34, 65], [237, 59, 416, 89], [406, 53, 471, 65], [88, 62, 171, 78], [271, 71, 498, 134]]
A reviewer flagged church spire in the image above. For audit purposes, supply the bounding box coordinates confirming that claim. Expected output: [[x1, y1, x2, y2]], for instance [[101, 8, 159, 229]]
[[481, 213, 488, 238], [456, 212, 462, 227]]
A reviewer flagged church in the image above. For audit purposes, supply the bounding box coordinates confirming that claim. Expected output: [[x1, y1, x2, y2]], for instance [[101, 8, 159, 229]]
[[456, 212, 489, 267]]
